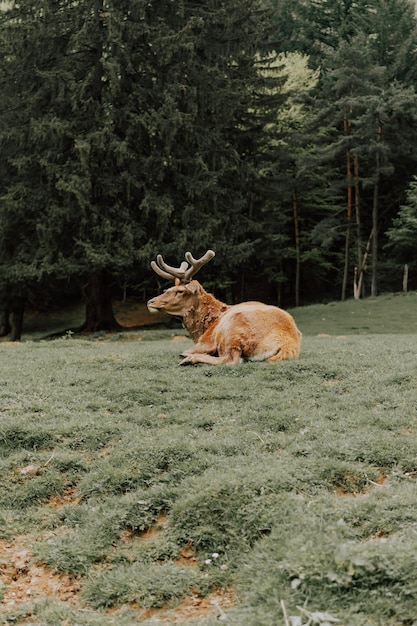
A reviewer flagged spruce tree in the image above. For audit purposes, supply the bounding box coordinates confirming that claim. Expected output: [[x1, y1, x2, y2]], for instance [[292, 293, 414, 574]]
[[282, 0, 417, 299], [1, 0, 278, 334], [386, 177, 417, 277], [0, 1, 67, 338]]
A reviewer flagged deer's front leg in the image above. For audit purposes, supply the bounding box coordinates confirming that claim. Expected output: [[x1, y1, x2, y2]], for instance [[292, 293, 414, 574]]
[[180, 340, 217, 358], [180, 349, 243, 366]]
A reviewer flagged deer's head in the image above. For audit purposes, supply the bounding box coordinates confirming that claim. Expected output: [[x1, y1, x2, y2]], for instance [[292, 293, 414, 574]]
[[147, 250, 215, 316]]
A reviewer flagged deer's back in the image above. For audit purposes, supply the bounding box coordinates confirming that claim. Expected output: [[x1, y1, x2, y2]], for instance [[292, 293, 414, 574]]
[[213, 301, 301, 360]]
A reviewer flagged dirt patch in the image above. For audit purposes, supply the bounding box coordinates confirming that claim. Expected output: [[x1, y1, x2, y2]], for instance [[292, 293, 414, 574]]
[[0, 300, 172, 343], [134, 588, 237, 623], [47, 486, 82, 509], [0, 536, 81, 611], [176, 542, 199, 568], [0, 489, 83, 614], [334, 471, 387, 496], [0, 530, 235, 623], [0, 509, 235, 623], [120, 513, 169, 547], [114, 301, 169, 328]]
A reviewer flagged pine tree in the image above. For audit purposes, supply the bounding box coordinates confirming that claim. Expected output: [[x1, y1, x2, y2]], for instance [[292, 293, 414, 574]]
[[0, 1, 69, 338], [290, 1, 417, 299], [1, 0, 278, 334], [252, 51, 323, 306], [386, 177, 417, 273]]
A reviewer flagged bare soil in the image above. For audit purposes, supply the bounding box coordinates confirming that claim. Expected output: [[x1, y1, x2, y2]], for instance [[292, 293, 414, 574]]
[[114, 301, 167, 328], [0, 302, 234, 622], [0, 299, 175, 343], [0, 493, 235, 623]]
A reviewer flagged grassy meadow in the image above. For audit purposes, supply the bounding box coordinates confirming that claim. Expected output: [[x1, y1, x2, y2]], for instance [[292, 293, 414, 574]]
[[0, 292, 416, 625]]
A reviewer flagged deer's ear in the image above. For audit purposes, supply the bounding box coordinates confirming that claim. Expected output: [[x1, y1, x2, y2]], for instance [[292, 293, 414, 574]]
[[185, 282, 199, 294]]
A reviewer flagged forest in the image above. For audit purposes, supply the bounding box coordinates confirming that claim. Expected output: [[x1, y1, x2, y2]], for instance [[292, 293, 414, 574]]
[[1, 0, 417, 339]]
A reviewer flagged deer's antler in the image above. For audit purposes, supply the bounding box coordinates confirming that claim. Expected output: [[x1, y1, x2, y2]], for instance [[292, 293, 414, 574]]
[[183, 250, 215, 281], [151, 250, 215, 283], [151, 257, 189, 281]]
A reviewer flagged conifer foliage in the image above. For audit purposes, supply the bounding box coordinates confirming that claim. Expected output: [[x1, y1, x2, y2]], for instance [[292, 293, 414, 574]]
[[269, 0, 417, 300], [1, 0, 417, 338], [0, 0, 275, 336]]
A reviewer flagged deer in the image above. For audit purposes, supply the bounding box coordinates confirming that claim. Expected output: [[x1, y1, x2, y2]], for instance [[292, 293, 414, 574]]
[[147, 250, 302, 365]]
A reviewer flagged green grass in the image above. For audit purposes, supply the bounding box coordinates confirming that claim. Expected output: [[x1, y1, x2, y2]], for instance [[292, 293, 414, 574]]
[[292, 291, 417, 335], [0, 293, 416, 625]]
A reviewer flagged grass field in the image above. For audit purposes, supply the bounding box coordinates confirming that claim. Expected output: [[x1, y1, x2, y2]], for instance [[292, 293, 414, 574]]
[[0, 293, 416, 625]]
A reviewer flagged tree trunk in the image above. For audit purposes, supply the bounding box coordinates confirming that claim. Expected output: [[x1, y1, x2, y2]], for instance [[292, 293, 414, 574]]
[[371, 126, 382, 297], [353, 154, 364, 297], [81, 270, 122, 332], [10, 297, 25, 342], [342, 144, 353, 301], [354, 230, 372, 300], [0, 307, 11, 337], [292, 187, 301, 307], [403, 264, 409, 293], [371, 177, 379, 297]]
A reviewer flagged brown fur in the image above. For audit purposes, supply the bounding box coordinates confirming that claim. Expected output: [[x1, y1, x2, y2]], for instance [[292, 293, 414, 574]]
[[147, 280, 301, 365]]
